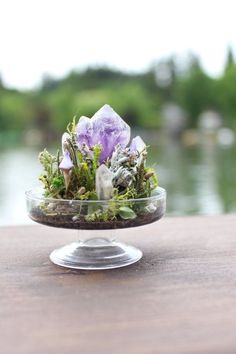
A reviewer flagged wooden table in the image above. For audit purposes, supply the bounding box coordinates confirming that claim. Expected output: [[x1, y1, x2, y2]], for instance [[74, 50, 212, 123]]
[[1, 214, 236, 354]]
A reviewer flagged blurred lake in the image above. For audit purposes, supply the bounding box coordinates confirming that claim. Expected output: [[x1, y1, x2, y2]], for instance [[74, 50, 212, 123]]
[[0, 142, 236, 226]]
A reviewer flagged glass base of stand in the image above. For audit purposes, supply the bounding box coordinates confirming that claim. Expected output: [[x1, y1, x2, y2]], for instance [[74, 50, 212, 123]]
[[49, 237, 143, 270]]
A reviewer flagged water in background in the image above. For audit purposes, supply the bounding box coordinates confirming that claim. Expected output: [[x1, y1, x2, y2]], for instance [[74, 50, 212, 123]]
[[0, 143, 236, 226]]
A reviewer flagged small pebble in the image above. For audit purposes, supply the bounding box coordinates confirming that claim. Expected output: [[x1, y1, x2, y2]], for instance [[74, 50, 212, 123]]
[[72, 215, 79, 222]]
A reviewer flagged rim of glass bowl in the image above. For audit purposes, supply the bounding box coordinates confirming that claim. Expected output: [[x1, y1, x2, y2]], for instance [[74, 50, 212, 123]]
[[25, 186, 166, 204]]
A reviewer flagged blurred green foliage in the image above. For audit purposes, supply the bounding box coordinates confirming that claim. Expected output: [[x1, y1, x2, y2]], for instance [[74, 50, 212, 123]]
[[0, 50, 236, 142]]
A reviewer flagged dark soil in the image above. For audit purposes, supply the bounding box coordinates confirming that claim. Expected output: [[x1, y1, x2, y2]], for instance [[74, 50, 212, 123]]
[[29, 206, 165, 230]]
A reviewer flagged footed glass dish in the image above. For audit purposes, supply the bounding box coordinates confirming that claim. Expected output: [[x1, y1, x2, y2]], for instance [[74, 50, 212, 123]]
[[26, 187, 166, 270]]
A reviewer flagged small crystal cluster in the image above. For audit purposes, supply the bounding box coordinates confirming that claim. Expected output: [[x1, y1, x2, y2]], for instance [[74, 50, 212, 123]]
[[39, 104, 158, 203]]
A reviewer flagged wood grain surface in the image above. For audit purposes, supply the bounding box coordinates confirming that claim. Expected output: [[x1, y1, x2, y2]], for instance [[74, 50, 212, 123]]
[[0, 214, 236, 354]]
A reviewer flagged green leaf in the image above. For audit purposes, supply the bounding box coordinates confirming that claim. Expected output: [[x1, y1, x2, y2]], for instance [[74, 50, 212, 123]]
[[118, 206, 136, 220], [51, 176, 64, 188]]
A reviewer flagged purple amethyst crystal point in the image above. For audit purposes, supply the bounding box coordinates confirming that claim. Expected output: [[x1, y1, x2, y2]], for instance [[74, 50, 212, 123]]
[[76, 104, 130, 163], [76, 116, 94, 148], [59, 150, 74, 170], [92, 104, 130, 162]]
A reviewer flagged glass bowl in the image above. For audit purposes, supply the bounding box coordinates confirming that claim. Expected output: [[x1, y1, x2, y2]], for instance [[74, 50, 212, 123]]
[[26, 187, 166, 270]]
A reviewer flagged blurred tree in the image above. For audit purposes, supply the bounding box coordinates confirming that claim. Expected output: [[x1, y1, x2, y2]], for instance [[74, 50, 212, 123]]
[[0, 90, 32, 131], [1, 51, 236, 140], [41, 74, 60, 91], [217, 65, 236, 126], [224, 46, 235, 72], [153, 56, 177, 102], [0, 74, 4, 89], [174, 56, 217, 127]]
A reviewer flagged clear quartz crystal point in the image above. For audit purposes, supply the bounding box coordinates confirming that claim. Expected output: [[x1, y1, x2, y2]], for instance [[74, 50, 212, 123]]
[[96, 164, 114, 200], [130, 136, 146, 153]]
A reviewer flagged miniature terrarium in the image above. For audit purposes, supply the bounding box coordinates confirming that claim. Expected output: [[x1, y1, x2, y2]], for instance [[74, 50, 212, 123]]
[[26, 104, 166, 269]]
